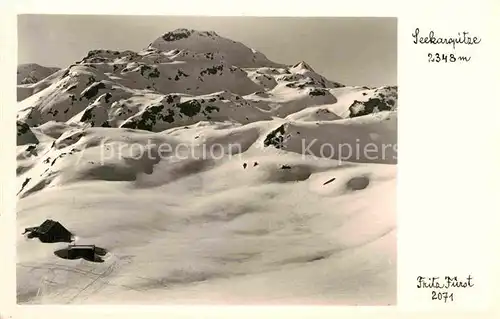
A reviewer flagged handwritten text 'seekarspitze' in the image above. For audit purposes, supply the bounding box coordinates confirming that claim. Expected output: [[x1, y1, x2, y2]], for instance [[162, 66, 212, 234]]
[[412, 28, 481, 49]]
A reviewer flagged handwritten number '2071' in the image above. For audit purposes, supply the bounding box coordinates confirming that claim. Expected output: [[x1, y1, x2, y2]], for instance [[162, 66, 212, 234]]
[[431, 291, 454, 302]]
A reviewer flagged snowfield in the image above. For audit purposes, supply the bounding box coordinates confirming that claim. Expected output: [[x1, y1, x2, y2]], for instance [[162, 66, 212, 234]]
[[16, 28, 397, 305]]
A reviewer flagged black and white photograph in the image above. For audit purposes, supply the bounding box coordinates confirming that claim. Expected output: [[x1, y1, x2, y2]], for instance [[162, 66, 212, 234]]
[[15, 15, 397, 305]]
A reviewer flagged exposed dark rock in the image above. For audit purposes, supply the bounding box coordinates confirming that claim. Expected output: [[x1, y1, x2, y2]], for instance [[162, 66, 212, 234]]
[[47, 108, 59, 117], [349, 86, 398, 117], [17, 177, 31, 195], [162, 29, 192, 42], [16, 121, 30, 136], [263, 124, 287, 149], [139, 65, 152, 76], [80, 107, 94, 123], [86, 76, 96, 86], [205, 105, 220, 113], [166, 95, 176, 104], [309, 89, 326, 96], [349, 97, 395, 117], [25, 145, 38, 157], [121, 104, 175, 131], [81, 82, 106, 100], [176, 100, 201, 117], [104, 92, 112, 103], [149, 68, 160, 78], [60, 68, 71, 79], [200, 65, 224, 76]]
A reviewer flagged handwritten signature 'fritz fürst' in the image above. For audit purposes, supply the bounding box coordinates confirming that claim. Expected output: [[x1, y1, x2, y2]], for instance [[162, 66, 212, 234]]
[[417, 275, 474, 289]]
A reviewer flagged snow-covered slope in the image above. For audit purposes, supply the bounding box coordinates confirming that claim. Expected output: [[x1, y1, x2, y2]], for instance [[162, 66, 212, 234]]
[[17, 64, 62, 101], [16, 28, 397, 305]]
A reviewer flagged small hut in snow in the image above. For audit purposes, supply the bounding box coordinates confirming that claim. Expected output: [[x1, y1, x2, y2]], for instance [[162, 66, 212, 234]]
[[23, 219, 73, 243]]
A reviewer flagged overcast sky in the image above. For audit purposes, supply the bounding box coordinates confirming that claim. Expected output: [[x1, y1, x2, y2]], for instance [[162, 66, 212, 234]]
[[18, 15, 396, 87]]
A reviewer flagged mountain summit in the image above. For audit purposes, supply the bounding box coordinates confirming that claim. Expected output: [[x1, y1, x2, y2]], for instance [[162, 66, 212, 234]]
[[148, 28, 284, 68]]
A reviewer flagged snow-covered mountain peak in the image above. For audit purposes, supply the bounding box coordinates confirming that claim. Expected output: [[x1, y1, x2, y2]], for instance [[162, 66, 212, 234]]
[[159, 28, 220, 42], [17, 63, 60, 85], [149, 28, 284, 68], [291, 61, 315, 72]]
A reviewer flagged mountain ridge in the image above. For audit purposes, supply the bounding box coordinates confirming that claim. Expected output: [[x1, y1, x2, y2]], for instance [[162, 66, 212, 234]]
[[17, 29, 396, 131]]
